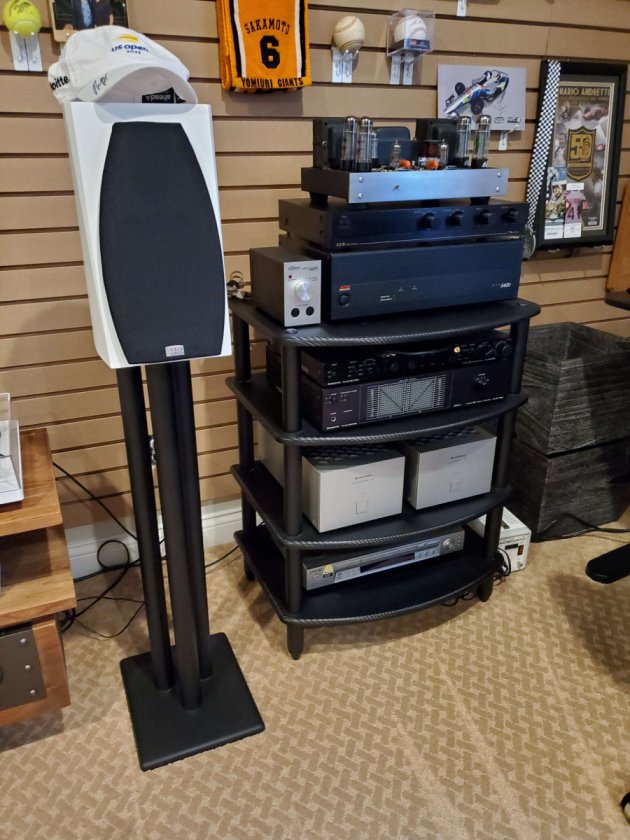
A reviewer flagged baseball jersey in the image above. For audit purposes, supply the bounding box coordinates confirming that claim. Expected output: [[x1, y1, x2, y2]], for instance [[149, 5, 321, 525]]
[[216, 0, 311, 92]]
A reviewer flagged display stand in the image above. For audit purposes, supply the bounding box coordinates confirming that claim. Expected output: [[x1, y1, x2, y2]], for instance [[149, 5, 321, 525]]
[[228, 297, 539, 659], [117, 362, 264, 771]]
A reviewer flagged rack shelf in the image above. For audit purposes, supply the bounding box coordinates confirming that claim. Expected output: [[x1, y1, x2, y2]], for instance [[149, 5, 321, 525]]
[[228, 374, 526, 445], [229, 297, 540, 347], [236, 525, 501, 626], [230, 297, 539, 658], [232, 462, 511, 550]]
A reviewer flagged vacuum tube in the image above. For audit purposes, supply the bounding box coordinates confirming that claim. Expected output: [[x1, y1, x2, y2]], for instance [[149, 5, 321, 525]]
[[471, 115, 491, 169], [355, 117, 373, 172], [340, 116, 358, 171], [454, 115, 471, 167]]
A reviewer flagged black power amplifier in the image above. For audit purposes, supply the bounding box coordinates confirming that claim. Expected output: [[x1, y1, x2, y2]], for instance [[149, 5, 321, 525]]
[[278, 236, 522, 321], [266, 345, 513, 431], [279, 198, 528, 251], [267, 331, 513, 387]]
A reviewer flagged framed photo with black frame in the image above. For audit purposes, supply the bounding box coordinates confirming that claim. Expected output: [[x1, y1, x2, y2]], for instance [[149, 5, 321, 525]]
[[535, 60, 626, 251]]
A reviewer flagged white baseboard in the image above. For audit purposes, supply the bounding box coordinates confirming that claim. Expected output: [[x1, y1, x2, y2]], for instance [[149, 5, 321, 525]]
[[66, 498, 243, 579]]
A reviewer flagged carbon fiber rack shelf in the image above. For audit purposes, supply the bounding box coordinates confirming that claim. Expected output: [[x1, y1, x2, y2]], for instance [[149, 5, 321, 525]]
[[229, 297, 540, 659]]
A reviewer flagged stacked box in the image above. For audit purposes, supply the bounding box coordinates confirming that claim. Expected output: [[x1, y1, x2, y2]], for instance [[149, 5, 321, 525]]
[[509, 323, 630, 539]]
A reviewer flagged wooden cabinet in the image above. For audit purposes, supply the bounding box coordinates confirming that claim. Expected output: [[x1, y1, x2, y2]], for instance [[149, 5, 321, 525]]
[[0, 429, 76, 726]]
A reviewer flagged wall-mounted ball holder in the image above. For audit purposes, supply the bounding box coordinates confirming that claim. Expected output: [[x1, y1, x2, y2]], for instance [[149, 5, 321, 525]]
[[387, 9, 434, 86], [2, 0, 42, 71], [331, 15, 365, 84]]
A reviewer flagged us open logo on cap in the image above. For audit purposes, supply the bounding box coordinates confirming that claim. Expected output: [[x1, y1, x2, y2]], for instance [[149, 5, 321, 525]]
[[165, 344, 185, 358], [112, 34, 150, 55]]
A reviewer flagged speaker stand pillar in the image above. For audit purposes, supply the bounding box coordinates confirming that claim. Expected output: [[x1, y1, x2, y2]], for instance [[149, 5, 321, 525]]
[[117, 362, 264, 771]]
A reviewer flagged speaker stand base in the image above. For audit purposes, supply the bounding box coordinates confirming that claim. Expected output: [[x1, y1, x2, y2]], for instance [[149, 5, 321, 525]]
[[120, 633, 265, 771]]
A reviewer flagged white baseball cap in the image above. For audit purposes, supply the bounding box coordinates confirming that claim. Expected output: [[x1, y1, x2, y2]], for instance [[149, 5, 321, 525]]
[[48, 25, 197, 104]]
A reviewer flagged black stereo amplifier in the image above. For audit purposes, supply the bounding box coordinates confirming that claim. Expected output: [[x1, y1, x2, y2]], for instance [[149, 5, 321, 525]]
[[267, 331, 513, 387], [279, 198, 528, 251], [279, 236, 522, 321], [266, 347, 513, 432]]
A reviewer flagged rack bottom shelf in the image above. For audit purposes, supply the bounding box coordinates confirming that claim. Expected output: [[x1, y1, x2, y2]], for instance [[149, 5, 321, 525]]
[[235, 525, 502, 627]]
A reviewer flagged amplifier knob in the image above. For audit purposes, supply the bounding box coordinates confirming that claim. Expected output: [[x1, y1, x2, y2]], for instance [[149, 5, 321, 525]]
[[419, 212, 437, 229], [496, 340, 513, 358], [388, 361, 401, 373], [293, 280, 312, 302], [338, 293, 351, 306], [448, 210, 465, 226], [443, 539, 453, 550], [504, 208, 519, 223], [477, 209, 493, 225]]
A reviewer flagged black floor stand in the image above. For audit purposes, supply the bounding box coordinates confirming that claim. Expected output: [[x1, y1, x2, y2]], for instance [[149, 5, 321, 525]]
[[116, 363, 264, 771]]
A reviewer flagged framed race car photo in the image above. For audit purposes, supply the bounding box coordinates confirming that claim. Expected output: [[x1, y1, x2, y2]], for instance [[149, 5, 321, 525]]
[[534, 60, 626, 251], [437, 64, 526, 131]]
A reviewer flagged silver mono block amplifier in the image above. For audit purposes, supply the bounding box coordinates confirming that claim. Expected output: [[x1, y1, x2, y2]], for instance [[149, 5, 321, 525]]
[[250, 245, 321, 326]]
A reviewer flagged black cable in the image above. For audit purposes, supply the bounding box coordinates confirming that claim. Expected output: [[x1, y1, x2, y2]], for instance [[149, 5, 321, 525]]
[[74, 603, 146, 640], [537, 511, 630, 541], [205, 545, 239, 571], [53, 461, 137, 541], [55, 461, 239, 636]]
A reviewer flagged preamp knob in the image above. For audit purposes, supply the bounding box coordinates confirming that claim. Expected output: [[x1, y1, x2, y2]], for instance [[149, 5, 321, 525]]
[[387, 361, 401, 373], [495, 340, 513, 358], [477, 209, 493, 225], [449, 210, 465, 226], [443, 539, 453, 550], [504, 208, 519, 223], [419, 212, 437, 229], [293, 280, 312, 302]]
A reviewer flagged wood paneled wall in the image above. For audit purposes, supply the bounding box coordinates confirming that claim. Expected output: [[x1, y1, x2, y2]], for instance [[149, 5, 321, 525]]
[[2, 0, 630, 529]]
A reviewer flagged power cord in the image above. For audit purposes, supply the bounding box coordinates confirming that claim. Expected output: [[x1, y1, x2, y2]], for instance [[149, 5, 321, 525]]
[[536, 511, 630, 541], [54, 461, 239, 637]]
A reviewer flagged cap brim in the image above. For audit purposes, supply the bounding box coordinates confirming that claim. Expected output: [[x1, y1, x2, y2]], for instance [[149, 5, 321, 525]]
[[76, 65, 197, 104]]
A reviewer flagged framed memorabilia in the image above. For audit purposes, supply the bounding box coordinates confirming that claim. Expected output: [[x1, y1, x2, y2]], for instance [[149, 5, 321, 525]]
[[48, 0, 128, 42], [535, 60, 626, 250]]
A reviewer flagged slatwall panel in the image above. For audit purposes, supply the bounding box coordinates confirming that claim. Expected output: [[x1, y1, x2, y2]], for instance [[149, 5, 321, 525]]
[[1, 0, 630, 529]]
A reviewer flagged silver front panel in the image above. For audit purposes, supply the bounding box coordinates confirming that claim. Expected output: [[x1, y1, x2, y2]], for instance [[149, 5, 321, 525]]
[[301, 167, 509, 204]]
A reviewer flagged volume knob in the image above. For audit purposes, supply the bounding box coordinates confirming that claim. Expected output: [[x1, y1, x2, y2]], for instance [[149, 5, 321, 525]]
[[449, 210, 465, 226], [420, 212, 437, 229], [294, 280, 312, 302], [477, 209, 493, 225]]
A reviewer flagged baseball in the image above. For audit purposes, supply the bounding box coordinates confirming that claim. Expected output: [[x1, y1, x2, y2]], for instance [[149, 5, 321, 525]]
[[393, 14, 427, 44], [333, 15, 365, 54]]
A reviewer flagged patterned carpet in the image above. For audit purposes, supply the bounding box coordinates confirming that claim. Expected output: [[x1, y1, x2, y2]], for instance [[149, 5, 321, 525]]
[[1, 529, 630, 840]]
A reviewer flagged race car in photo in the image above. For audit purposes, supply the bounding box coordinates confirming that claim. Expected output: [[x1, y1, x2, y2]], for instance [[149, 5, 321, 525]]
[[444, 69, 510, 116]]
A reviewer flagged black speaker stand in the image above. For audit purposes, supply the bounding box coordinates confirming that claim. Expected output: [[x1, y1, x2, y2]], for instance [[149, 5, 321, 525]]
[[116, 362, 264, 771]]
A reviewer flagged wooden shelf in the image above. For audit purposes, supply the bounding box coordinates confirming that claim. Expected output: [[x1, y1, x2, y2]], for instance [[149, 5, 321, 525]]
[[0, 429, 62, 539], [0, 427, 76, 723], [0, 525, 76, 629]]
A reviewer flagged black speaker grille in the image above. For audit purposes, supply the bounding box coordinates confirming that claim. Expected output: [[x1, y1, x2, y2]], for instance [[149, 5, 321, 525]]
[[99, 121, 226, 364]]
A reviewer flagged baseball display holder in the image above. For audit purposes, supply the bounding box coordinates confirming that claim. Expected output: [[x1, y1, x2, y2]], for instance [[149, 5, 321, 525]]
[[386, 9, 434, 86], [331, 15, 365, 84], [63, 103, 264, 770]]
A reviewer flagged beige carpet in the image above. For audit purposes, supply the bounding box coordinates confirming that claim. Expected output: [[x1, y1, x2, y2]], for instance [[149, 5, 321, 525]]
[[2, 529, 630, 840]]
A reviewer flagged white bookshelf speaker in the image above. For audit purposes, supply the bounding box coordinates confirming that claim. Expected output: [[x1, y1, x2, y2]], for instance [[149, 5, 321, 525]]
[[63, 102, 231, 369]]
